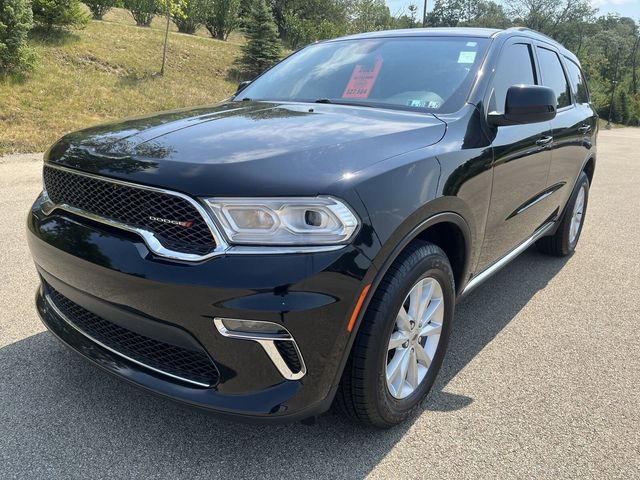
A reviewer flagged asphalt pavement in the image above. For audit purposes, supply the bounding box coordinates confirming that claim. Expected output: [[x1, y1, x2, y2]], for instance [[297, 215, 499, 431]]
[[1, 129, 639, 479]]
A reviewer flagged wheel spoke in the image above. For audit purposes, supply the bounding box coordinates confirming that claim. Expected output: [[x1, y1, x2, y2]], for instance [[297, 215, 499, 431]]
[[420, 321, 442, 337], [415, 343, 432, 368], [407, 281, 423, 319], [416, 280, 434, 322], [407, 349, 418, 390], [396, 307, 411, 331], [399, 348, 411, 391], [421, 297, 442, 325], [388, 331, 408, 350], [386, 348, 407, 385]]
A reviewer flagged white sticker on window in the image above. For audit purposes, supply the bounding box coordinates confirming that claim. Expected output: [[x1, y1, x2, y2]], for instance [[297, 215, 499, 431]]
[[466, 42, 477, 47], [458, 51, 476, 64]]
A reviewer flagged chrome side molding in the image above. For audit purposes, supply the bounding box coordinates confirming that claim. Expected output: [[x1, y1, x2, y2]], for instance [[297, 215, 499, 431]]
[[461, 221, 555, 296]]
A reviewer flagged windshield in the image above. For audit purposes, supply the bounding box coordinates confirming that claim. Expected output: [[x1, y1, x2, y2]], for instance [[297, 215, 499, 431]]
[[235, 36, 490, 114]]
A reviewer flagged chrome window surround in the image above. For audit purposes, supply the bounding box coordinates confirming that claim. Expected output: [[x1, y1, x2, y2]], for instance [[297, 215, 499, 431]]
[[41, 164, 347, 262], [214, 318, 307, 380], [44, 292, 214, 388]]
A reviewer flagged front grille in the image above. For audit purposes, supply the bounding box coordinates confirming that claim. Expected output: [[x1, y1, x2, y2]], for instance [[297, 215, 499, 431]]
[[43, 165, 216, 256], [274, 340, 302, 374], [46, 286, 220, 387]]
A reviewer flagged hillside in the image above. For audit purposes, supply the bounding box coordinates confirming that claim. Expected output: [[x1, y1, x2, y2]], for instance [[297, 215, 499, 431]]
[[0, 9, 243, 155]]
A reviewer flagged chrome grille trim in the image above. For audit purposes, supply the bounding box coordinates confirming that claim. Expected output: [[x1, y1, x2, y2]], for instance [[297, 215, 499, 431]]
[[42, 163, 229, 262], [41, 163, 348, 261]]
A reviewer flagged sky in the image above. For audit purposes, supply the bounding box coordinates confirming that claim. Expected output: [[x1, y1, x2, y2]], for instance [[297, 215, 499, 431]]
[[385, 0, 640, 19]]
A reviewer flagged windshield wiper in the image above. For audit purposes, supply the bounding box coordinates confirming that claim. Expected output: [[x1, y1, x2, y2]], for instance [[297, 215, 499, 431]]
[[314, 98, 374, 108]]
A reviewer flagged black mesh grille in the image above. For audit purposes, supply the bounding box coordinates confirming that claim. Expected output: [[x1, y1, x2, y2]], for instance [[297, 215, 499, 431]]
[[47, 286, 219, 387], [274, 340, 302, 374], [43, 165, 216, 256]]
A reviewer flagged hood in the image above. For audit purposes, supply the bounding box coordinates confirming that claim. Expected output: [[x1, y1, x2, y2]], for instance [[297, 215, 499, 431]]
[[47, 101, 446, 196]]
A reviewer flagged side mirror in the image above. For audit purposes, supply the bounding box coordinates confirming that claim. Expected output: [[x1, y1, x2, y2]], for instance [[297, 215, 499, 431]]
[[488, 85, 557, 126], [236, 80, 251, 94]]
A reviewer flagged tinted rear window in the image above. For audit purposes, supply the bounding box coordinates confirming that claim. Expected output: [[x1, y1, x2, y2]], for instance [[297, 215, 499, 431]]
[[565, 58, 590, 104], [537, 47, 571, 108]]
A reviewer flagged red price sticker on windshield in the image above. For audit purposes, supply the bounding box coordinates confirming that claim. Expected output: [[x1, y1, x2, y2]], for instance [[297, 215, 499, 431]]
[[342, 56, 383, 99]]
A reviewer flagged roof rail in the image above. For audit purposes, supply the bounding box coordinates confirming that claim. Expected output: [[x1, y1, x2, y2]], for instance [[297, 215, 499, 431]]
[[505, 26, 560, 45]]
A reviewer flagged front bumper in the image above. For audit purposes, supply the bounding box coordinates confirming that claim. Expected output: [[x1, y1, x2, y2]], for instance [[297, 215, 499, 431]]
[[27, 194, 377, 422]]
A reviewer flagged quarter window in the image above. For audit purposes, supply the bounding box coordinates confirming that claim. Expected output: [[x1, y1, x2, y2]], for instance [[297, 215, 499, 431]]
[[537, 47, 571, 108], [565, 58, 590, 104], [492, 43, 537, 112]]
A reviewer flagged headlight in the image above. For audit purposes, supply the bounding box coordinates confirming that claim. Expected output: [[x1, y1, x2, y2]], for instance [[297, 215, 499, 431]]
[[203, 197, 360, 245]]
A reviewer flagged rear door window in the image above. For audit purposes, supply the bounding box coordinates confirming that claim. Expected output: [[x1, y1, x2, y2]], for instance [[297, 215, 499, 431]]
[[537, 47, 572, 108], [564, 58, 590, 104]]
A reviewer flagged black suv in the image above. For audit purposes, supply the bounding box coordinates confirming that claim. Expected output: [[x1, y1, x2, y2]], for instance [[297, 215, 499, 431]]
[[27, 27, 597, 427]]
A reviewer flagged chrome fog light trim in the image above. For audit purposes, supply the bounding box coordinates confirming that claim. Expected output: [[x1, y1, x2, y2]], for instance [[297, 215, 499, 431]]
[[214, 318, 307, 380]]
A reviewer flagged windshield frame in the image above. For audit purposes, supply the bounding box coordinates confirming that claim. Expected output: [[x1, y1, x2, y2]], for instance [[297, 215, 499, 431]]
[[234, 35, 493, 115]]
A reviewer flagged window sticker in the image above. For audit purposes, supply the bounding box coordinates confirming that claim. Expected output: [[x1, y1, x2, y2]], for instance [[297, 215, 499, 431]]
[[466, 41, 477, 47], [457, 51, 477, 64], [342, 56, 384, 99], [407, 99, 441, 109]]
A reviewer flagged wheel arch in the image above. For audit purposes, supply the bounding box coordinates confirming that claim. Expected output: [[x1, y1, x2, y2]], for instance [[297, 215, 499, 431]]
[[582, 155, 595, 186], [328, 210, 473, 399]]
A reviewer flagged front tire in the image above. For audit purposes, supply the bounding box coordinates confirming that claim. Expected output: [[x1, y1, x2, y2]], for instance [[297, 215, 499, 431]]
[[537, 171, 589, 256], [337, 241, 455, 428]]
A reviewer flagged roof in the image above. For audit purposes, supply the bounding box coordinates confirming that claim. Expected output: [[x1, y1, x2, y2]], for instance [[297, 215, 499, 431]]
[[331, 27, 502, 42], [324, 26, 575, 62]]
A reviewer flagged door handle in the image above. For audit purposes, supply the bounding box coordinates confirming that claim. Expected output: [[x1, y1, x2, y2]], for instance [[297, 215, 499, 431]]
[[536, 136, 553, 146], [578, 124, 591, 134]]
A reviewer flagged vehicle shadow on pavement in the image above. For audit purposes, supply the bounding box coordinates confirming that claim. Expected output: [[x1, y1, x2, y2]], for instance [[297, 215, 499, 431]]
[[0, 247, 569, 479], [423, 247, 570, 413]]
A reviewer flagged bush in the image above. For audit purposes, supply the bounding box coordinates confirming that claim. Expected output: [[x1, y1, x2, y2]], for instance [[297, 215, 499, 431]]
[[32, 0, 89, 30], [172, 0, 202, 34], [0, 0, 36, 73], [202, 0, 240, 40], [123, 0, 156, 26], [237, 0, 280, 78], [83, 0, 119, 20]]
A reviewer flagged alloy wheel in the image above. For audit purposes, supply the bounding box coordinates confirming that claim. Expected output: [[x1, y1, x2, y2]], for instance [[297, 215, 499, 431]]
[[569, 185, 586, 245], [385, 277, 444, 399]]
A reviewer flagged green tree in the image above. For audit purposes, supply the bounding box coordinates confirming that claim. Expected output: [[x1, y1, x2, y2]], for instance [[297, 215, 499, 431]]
[[158, 0, 185, 74], [506, 0, 595, 50], [0, 0, 35, 73], [238, 0, 281, 78], [202, 0, 240, 40], [269, 0, 349, 44], [172, 0, 204, 34], [427, 0, 510, 29], [123, 0, 156, 26], [83, 0, 119, 20], [32, 0, 89, 30], [350, 0, 392, 33], [283, 10, 345, 48]]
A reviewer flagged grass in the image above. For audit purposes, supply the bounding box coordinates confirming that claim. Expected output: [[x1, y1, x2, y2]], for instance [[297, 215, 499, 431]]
[[0, 8, 244, 154]]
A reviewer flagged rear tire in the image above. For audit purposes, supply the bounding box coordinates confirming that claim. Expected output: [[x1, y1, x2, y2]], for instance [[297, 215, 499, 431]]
[[336, 241, 455, 428], [537, 171, 589, 257]]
